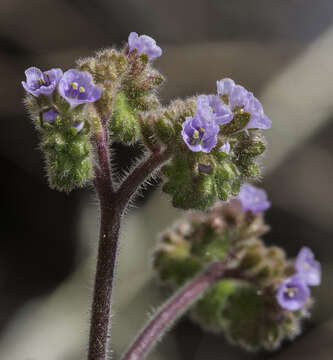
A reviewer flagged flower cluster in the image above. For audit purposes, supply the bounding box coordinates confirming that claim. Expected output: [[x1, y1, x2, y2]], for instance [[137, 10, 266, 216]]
[[276, 247, 321, 311], [182, 79, 271, 153], [153, 188, 321, 350], [22, 66, 102, 192], [22, 67, 101, 110]]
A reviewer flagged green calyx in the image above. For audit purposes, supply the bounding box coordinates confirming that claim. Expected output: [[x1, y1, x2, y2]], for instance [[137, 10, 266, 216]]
[[161, 150, 241, 210], [41, 115, 93, 192], [109, 91, 141, 143]]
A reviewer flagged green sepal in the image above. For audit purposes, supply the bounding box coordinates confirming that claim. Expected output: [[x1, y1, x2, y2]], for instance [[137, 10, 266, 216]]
[[41, 119, 93, 192], [220, 112, 250, 135], [191, 279, 236, 332], [192, 232, 230, 261], [154, 252, 203, 286], [109, 91, 141, 144], [221, 282, 266, 350], [154, 116, 176, 145], [162, 153, 217, 210]]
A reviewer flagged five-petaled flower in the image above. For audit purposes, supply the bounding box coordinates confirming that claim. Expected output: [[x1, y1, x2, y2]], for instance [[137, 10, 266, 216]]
[[276, 274, 310, 311], [128, 32, 162, 61], [295, 247, 321, 286], [217, 78, 271, 130], [22, 67, 63, 97], [181, 108, 219, 153], [237, 184, 271, 214], [58, 69, 102, 108]]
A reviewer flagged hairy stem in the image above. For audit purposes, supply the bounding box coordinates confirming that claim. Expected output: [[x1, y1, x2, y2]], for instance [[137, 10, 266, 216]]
[[117, 147, 172, 209], [120, 260, 228, 360], [88, 135, 171, 360]]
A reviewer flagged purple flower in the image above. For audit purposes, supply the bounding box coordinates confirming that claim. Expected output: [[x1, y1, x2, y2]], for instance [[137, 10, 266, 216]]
[[128, 32, 162, 61], [197, 95, 233, 125], [276, 275, 310, 311], [42, 109, 59, 124], [22, 67, 63, 97], [73, 122, 85, 133], [238, 184, 271, 214], [58, 69, 101, 108], [216, 78, 271, 130], [181, 108, 219, 153], [219, 141, 230, 153], [295, 247, 321, 286]]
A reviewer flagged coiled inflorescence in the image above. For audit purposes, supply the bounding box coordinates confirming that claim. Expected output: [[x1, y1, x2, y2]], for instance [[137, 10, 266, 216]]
[[153, 186, 321, 350]]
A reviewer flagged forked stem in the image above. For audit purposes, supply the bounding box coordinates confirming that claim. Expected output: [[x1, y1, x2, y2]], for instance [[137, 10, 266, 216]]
[[88, 127, 171, 360]]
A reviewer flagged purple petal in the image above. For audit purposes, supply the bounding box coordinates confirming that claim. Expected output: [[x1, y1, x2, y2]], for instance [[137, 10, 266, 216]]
[[219, 141, 230, 153], [59, 69, 101, 108], [22, 66, 63, 97], [238, 184, 271, 214], [295, 247, 321, 286], [216, 78, 235, 96], [42, 109, 58, 124], [128, 32, 162, 61], [73, 122, 85, 133], [276, 275, 310, 311]]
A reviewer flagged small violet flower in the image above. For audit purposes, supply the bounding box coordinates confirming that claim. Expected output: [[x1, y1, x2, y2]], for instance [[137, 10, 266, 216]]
[[276, 275, 310, 311], [181, 109, 219, 153], [22, 67, 63, 97], [238, 184, 271, 214], [128, 32, 162, 61], [196, 95, 233, 125], [58, 69, 101, 108], [42, 109, 59, 124], [219, 141, 230, 154], [216, 78, 271, 130], [295, 247, 321, 286]]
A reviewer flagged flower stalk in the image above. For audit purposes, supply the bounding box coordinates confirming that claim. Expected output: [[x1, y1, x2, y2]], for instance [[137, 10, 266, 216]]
[[88, 117, 171, 360], [121, 260, 228, 360]]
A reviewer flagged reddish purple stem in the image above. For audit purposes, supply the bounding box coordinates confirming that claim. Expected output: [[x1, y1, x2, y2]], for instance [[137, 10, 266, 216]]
[[121, 260, 228, 360]]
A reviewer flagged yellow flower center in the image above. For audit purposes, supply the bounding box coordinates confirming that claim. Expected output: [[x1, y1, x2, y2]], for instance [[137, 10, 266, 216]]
[[193, 130, 200, 139], [287, 287, 297, 298], [70, 82, 79, 90]]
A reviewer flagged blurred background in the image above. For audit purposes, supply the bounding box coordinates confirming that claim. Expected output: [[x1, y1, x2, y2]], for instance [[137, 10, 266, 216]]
[[1, 0, 333, 359]]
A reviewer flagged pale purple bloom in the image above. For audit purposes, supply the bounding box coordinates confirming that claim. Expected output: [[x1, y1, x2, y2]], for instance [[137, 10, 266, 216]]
[[128, 32, 162, 61], [216, 78, 235, 98], [276, 275, 310, 311], [238, 184, 271, 214], [42, 109, 58, 124], [196, 95, 233, 125], [181, 110, 219, 153], [73, 122, 85, 133], [295, 247, 321, 286], [216, 78, 271, 130], [219, 141, 230, 154], [245, 95, 271, 130], [58, 69, 101, 108], [22, 67, 63, 97]]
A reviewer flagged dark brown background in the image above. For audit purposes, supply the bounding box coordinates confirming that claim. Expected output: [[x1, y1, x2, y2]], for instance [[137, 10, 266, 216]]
[[1, 1, 333, 359]]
